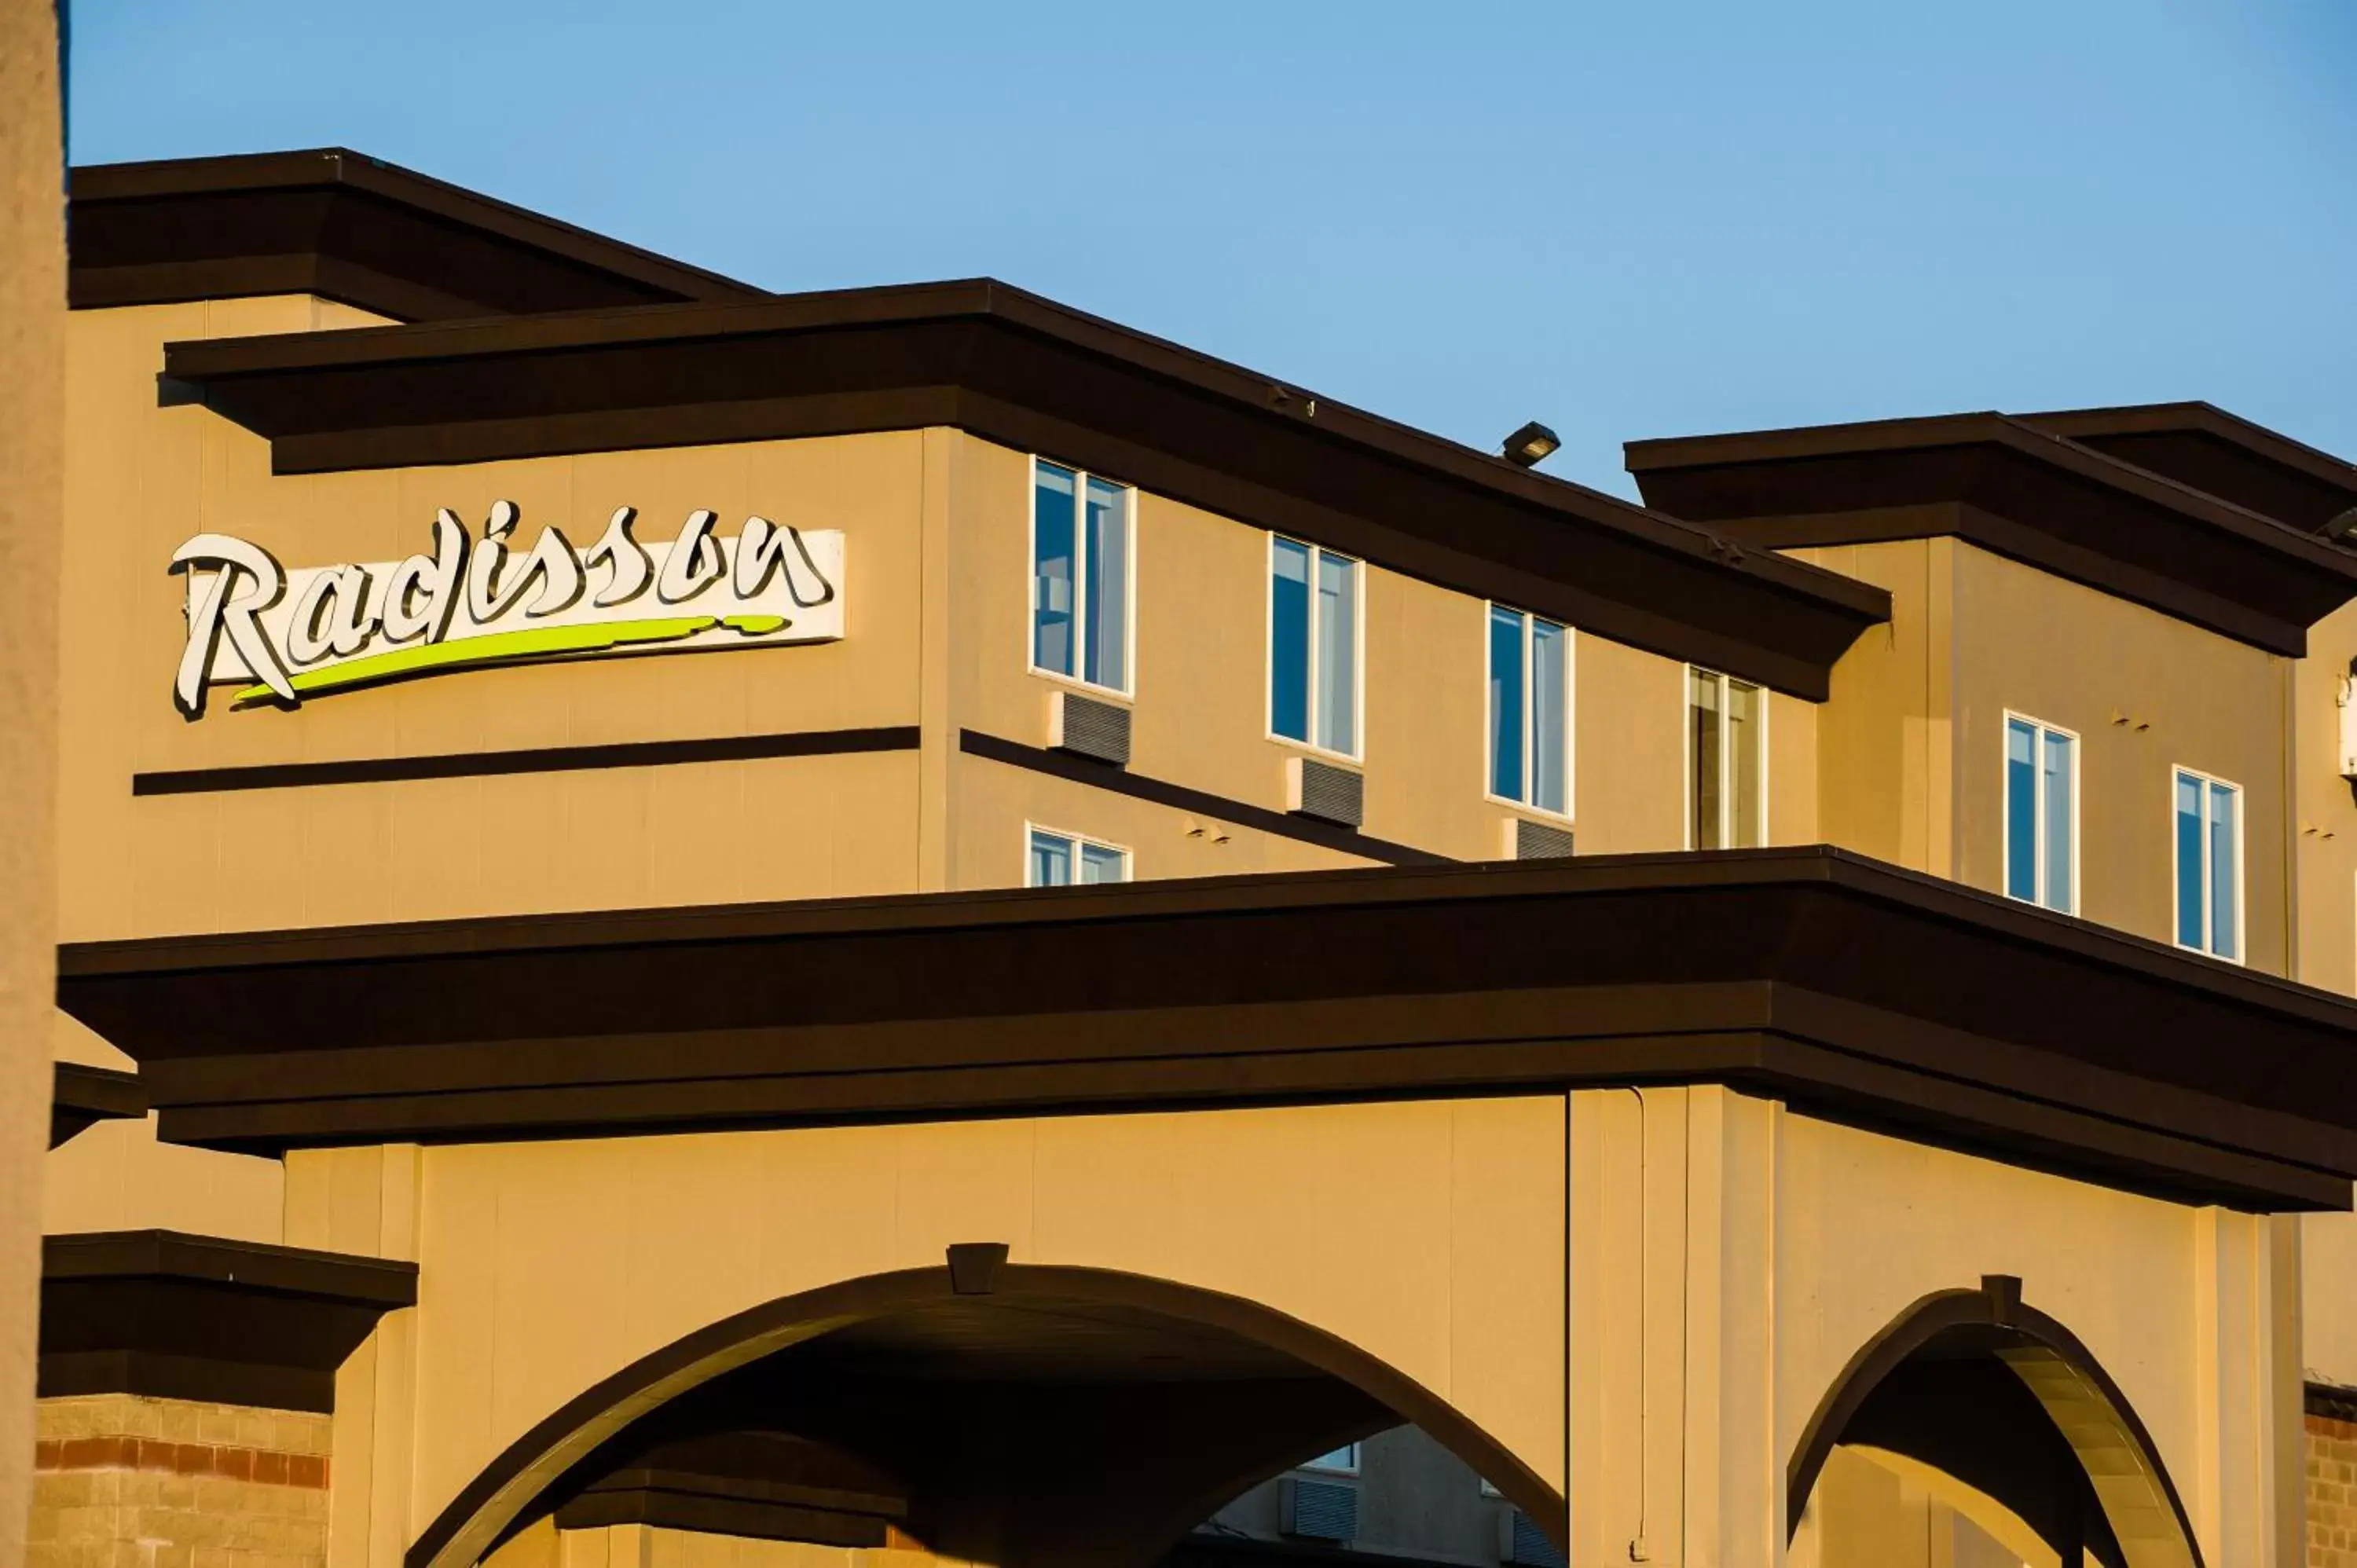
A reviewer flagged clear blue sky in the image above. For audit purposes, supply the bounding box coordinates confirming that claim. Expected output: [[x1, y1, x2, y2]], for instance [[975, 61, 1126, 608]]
[[67, 1, 2357, 500]]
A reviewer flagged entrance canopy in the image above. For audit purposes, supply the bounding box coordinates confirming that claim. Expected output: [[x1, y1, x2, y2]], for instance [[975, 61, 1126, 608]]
[[57, 844, 2357, 1209]]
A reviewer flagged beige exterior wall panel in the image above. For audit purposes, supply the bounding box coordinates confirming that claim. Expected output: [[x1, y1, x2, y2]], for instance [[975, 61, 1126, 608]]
[[1948, 543, 2290, 969], [341, 1098, 1565, 1555], [1573, 1086, 2285, 1568], [61, 307, 933, 940], [42, 1116, 283, 1244]]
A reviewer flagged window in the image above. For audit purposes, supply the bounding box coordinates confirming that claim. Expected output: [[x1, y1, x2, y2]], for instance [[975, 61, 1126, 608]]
[[2174, 768, 2242, 962], [1299, 1444, 1360, 1475], [1487, 606, 1571, 818], [1032, 459, 1131, 693], [1270, 537, 1360, 757], [2003, 715, 2077, 914], [1026, 827, 1130, 888], [1686, 668, 1764, 849]]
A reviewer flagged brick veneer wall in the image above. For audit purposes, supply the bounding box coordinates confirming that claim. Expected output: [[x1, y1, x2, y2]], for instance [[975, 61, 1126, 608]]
[[28, 1394, 331, 1568]]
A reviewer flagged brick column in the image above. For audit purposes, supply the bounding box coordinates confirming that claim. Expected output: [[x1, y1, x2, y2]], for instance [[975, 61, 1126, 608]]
[[28, 1395, 331, 1568]]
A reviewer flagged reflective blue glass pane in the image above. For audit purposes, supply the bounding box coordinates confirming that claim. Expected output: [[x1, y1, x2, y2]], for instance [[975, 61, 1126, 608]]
[[1270, 539, 1310, 742], [2209, 781, 2238, 959], [1033, 462, 1077, 676], [1080, 842, 1127, 885], [1531, 618, 1568, 815], [1029, 830, 1072, 888], [2040, 730, 2073, 912], [1316, 552, 1358, 754], [1083, 478, 1127, 690], [2176, 771, 2205, 948], [1489, 607, 1525, 801], [2005, 720, 2036, 901]]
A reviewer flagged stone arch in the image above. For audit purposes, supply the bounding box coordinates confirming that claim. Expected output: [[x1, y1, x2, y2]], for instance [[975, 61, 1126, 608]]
[[1787, 1274, 2202, 1568], [407, 1252, 1563, 1568]]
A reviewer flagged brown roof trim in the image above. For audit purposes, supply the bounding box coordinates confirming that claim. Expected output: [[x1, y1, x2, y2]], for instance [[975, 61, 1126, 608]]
[[1624, 412, 2357, 656], [70, 148, 767, 321], [53, 846, 2357, 1210], [2307, 1380, 2357, 1424], [159, 280, 1888, 699], [40, 1229, 419, 1412], [50, 1061, 145, 1148], [2016, 402, 2357, 534]]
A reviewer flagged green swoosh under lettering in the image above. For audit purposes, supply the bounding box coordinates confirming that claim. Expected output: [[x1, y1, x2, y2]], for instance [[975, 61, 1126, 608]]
[[233, 615, 786, 706]]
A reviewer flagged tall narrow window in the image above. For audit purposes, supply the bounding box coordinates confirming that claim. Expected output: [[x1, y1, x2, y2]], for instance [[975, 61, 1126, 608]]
[[2003, 716, 2077, 914], [1487, 606, 1571, 817], [2174, 768, 2241, 962], [1032, 459, 1131, 693], [1687, 668, 1764, 849], [1270, 537, 1359, 757], [1026, 826, 1130, 888]]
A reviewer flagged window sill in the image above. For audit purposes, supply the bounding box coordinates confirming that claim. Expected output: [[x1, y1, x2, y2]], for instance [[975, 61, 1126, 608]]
[[1266, 733, 1362, 768], [1028, 665, 1133, 705]]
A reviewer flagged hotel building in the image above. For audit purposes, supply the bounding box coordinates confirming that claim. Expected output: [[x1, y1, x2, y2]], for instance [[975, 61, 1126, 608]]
[[34, 148, 2357, 1568]]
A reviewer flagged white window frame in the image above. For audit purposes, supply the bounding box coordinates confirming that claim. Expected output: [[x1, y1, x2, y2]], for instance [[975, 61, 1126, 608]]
[[1022, 822, 1132, 888], [1266, 535, 1366, 764], [2171, 765, 2245, 963], [1682, 667, 1769, 851], [1027, 456, 1138, 699], [2000, 711, 2081, 916], [1483, 604, 1575, 822], [1299, 1442, 1362, 1476]]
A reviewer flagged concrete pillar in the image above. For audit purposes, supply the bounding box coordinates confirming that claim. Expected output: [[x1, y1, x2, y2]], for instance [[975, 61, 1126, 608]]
[[285, 1148, 425, 1568], [0, 2, 65, 1565], [1571, 1086, 1783, 1568]]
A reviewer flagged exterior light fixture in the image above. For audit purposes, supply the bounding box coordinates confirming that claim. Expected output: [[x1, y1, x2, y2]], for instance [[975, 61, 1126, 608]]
[[2326, 507, 2357, 546], [1501, 422, 1560, 468]]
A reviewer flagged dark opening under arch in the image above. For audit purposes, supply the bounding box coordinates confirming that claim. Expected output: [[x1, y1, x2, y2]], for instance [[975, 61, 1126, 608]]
[[408, 1253, 1563, 1568], [1788, 1274, 2201, 1568]]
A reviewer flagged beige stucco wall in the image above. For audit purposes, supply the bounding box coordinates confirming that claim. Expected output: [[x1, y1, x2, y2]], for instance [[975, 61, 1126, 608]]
[[1571, 1086, 2299, 1568], [265, 1086, 2293, 1568], [62, 304, 933, 942], [1800, 538, 2293, 972], [284, 1098, 1567, 1568]]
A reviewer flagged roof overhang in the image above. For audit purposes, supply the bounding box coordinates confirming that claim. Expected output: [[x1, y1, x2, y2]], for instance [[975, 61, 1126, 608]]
[[1626, 412, 2357, 656], [70, 148, 767, 321], [2018, 402, 2357, 534], [55, 846, 2357, 1211], [50, 1061, 145, 1148], [161, 280, 1889, 699], [41, 1229, 420, 1412]]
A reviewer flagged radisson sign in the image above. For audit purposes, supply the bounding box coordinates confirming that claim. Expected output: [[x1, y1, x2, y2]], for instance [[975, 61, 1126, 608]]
[[171, 503, 844, 717]]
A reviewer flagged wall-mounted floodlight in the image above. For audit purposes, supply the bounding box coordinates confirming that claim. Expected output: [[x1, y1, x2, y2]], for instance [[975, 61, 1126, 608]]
[[1501, 422, 1560, 468]]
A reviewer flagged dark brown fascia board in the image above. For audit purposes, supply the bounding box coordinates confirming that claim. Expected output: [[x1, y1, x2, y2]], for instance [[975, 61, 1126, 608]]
[[1625, 412, 2357, 657], [71, 148, 767, 321], [53, 846, 2357, 1211], [51, 1061, 145, 1148], [41, 1229, 420, 1412], [158, 280, 1888, 701], [2015, 402, 2357, 534]]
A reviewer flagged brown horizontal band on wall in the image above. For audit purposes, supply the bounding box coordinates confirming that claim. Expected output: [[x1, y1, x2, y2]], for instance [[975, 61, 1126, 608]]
[[40, 1230, 419, 1412], [957, 729, 1452, 868], [132, 726, 922, 796], [56, 847, 2357, 1208]]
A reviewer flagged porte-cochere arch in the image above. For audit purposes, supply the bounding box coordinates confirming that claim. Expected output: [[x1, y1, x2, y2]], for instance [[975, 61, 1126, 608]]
[[409, 1251, 1565, 1568], [1788, 1274, 2202, 1568]]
